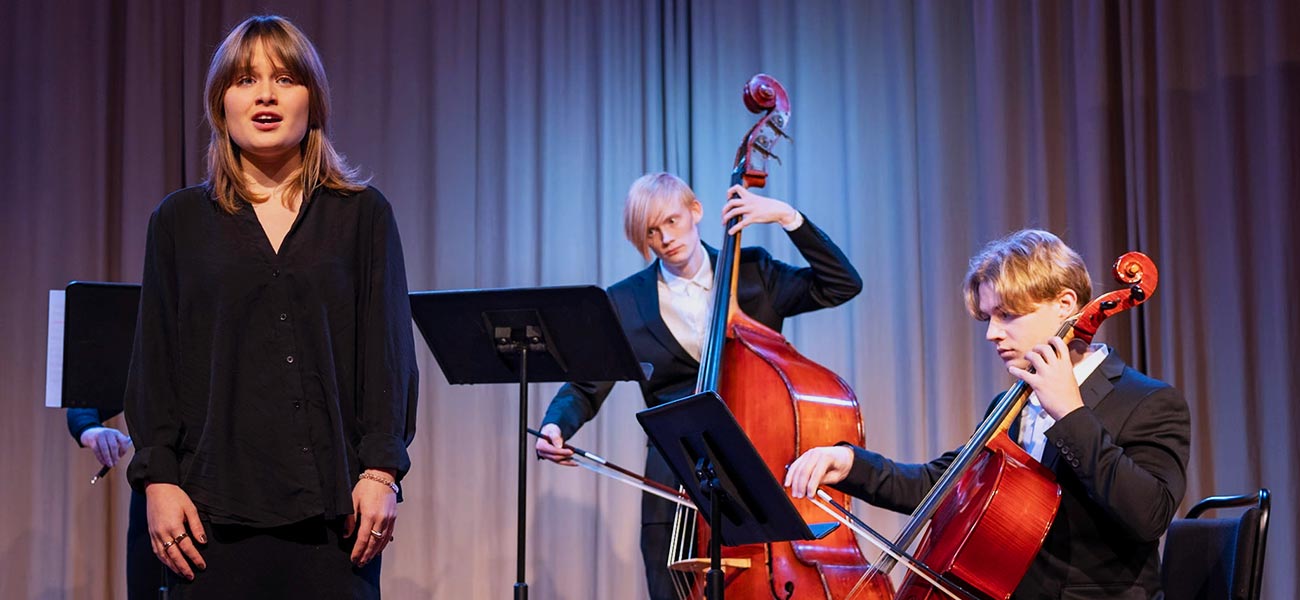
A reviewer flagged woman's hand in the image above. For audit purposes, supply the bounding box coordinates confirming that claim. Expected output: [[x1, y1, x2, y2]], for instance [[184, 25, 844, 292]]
[[144, 483, 206, 579], [80, 427, 131, 468], [722, 185, 800, 235], [346, 468, 399, 567]]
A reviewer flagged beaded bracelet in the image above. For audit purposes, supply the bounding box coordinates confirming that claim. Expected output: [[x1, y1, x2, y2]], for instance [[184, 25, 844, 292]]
[[358, 471, 399, 493]]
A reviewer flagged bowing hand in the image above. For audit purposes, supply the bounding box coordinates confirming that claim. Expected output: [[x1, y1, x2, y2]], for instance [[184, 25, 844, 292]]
[[784, 445, 855, 500], [535, 423, 576, 466]]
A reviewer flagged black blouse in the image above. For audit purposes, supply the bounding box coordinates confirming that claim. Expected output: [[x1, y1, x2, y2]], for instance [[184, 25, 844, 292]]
[[125, 184, 418, 527]]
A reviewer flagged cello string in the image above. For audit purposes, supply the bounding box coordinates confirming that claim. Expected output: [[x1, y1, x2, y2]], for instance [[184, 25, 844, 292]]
[[812, 494, 980, 600]]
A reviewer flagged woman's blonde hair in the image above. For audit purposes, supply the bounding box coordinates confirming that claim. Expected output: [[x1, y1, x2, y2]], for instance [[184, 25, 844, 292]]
[[963, 229, 1093, 319], [204, 15, 366, 213], [623, 172, 699, 260]]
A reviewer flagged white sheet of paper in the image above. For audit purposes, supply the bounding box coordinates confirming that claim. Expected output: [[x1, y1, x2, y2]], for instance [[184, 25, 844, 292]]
[[45, 290, 65, 408]]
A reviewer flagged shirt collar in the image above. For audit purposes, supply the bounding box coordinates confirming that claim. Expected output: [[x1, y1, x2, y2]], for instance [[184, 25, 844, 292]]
[[1027, 343, 1110, 408], [658, 244, 713, 293]]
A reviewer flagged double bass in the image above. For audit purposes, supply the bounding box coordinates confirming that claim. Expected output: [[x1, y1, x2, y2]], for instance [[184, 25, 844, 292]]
[[663, 74, 894, 600]]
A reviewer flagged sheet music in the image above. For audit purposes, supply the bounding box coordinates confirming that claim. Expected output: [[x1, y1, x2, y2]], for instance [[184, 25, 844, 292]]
[[45, 290, 65, 408]]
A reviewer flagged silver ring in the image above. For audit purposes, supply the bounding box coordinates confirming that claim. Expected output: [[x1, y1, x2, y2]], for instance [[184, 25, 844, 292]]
[[369, 529, 385, 539]]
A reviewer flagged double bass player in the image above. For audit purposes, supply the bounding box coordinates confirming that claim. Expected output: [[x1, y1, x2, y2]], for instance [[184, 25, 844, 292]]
[[536, 172, 862, 599]]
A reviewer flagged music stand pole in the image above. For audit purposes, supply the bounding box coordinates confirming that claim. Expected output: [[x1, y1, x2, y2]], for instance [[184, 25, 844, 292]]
[[514, 346, 529, 600], [698, 459, 725, 600]]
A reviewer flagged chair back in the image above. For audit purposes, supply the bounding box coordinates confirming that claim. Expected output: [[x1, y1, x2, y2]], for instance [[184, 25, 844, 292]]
[[1161, 488, 1270, 600]]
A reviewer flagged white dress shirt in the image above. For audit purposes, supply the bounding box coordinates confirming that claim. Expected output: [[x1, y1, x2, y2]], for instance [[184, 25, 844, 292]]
[[654, 212, 804, 361], [657, 246, 714, 361], [1017, 343, 1110, 461]]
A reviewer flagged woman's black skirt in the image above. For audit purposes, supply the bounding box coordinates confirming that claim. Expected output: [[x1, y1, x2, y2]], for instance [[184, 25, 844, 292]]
[[164, 516, 382, 599]]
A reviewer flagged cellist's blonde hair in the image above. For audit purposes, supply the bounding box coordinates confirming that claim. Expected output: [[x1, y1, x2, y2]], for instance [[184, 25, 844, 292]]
[[204, 15, 366, 213], [623, 172, 699, 261], [963, 229, 1092, 320]]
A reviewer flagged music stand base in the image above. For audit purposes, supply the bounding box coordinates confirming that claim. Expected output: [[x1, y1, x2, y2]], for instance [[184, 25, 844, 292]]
[[702, 461, 725, 600]]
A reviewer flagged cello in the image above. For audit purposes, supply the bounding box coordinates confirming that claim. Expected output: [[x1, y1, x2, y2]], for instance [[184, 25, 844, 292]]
[[812, 252, 1160, 600], [664, 74, 895, 600]]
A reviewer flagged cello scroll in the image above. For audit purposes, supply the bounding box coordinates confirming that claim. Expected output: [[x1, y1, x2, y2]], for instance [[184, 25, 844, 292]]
[[1070, 252, 1158, 344]]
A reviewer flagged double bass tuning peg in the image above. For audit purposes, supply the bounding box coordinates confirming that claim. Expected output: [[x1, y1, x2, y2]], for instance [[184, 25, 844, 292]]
[[752, 141, 782, 166], [768, 116, 791, 141]]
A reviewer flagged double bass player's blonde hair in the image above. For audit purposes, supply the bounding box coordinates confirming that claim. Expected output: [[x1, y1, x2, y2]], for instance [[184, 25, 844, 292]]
[[963, 229, 1093, 320], [623, 172, 700, 261]]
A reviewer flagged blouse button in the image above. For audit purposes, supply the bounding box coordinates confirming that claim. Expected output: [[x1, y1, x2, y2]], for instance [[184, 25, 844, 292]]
[[272, 269, 280, 278], [286, 355, 295, 364], [279, 313, 288, 321]]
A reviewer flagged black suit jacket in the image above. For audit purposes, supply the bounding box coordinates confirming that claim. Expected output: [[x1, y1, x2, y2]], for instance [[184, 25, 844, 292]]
[[540, 216, 861, 518], [832, 351, 1191, 600]]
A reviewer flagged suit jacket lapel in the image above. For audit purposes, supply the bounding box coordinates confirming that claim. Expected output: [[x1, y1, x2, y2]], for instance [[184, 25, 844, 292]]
[[630, 261, 697, 366], [1041, 351, 1122, 471], [1079, 352, 1122, 411]]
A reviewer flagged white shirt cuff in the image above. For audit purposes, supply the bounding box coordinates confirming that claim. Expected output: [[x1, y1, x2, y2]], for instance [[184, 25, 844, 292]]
[[781, 210, 805, 232]]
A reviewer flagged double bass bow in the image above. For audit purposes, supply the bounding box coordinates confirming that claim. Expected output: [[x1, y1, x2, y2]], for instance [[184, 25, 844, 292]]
[[664, 74, 894, 600], [813, 252, 1160, 600]]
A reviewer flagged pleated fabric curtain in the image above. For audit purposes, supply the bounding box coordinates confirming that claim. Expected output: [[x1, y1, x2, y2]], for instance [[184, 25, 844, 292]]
[[1, 1, 1295, 598]]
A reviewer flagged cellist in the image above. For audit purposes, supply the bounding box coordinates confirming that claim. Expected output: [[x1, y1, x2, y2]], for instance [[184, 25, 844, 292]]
[[786, 229, 1191, 599], [536, 171, 862, 600]]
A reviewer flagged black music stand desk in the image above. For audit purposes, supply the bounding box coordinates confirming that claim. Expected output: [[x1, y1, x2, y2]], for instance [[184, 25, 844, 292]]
[[46, 281, 141, 412], [637, 391, 837, 600], [409, 285, 646, 600]]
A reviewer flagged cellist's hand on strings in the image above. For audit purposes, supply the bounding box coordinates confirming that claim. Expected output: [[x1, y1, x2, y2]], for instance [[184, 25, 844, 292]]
[[722, 185, 801, 235], [1008, 336, 1085, 420], [535, 423, 577, 466], [784, 445, 855, 500]]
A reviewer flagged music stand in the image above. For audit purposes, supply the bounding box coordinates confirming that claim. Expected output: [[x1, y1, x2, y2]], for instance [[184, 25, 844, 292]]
[[46, 281, 141, 411], [637, 391, 838, 600], [409, 285, 646, 600]]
